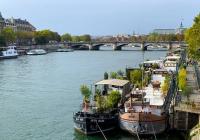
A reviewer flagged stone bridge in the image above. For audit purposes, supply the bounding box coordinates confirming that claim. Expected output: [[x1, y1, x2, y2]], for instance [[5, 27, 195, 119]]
[[64, 41, 186, 51]]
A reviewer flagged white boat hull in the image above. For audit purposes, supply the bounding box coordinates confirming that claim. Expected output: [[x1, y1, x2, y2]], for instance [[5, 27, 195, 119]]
[[0, 46, 18, 60], [0, 55, 18, 60], [27, 49, 47, 55]]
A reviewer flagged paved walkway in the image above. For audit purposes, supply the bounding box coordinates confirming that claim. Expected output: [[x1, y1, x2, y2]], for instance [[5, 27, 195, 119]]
[[180, 65, 200, 102], [186, 66, 198, 90], [176, 65, 200, 112]]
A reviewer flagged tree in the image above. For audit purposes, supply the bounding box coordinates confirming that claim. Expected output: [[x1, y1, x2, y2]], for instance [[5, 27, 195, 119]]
[[80, 85, 91, 102], [161, 76, 170, 95], [34, 30, 61, 45], [104, 72, 109, 79], [110, 72, 118, 79], [52, 32, 61, 42], [106, 91, 121, 109], [178, 68, 186, 91], [147, 33, 159, 42], [0, 33, 6, 46], [185, 13, 200, 60], [1, 27, 16, 45], [96, 94, 107, 112], [61, 33, 72, 42], [72, 36, 80, 42], [16, 31, 34, 45], [96, 90, 121, 112], [176, 34, 184, 42], [130, 70, 142, 87], [79, 34, 91, 42]]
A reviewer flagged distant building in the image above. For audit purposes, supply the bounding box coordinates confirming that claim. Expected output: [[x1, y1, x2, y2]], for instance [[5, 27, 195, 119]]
[[153, 29, 176, 35], [113, 34, 131, 42], [153, 22, 186, 35], [0, 12, 36, 32], [0, 12, 5, 31]]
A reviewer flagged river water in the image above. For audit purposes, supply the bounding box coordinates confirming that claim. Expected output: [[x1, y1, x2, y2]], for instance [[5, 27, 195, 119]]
[[0, 50, 182, 140]]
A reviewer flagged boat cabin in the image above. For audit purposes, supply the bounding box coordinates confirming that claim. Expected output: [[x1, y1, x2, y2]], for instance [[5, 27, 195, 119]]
[[0, 46, 18, 58], [95, 79, 130, 96], [152, 69, 169, 84], [164, 55, 181, 72], [143, 60, 164, 69]]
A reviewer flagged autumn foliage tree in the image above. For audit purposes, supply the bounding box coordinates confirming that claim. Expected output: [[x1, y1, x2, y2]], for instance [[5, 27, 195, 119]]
[[161, 76, 170, 95], [185, 13, 200, 60], [178, 68, 186, 91], [1, 27, 16, 45], [130, 70, 142, 88], [34, 30, 61, 45]]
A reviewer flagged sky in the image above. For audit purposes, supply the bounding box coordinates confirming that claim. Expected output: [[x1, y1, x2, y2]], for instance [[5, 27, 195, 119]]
[[0, 0, 200, 35]]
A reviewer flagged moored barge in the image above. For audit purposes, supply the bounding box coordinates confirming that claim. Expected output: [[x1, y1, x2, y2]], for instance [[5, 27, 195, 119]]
[[119, 69, 171, 135], [73, 79, 131, 135], [73, 111, 118, 135]]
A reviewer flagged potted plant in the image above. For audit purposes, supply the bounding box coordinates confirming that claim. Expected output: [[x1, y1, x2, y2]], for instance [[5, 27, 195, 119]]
[[80, 85, 91, 111]]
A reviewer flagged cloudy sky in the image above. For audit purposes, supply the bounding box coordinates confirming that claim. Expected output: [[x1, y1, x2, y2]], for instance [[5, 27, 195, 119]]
[[0, 0, 200, 35]]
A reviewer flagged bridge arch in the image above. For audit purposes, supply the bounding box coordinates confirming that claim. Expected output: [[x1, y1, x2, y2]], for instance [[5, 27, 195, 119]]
[[70, 44, 90, 50], [89, 44, 105, 50], [113, 43, 129, 50]]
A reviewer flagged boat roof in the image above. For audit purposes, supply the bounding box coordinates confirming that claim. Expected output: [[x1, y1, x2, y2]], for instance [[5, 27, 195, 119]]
[[165, 55, 180, 59], [144, 86, 164, 106], [143, 60, 163, 64], [164, 60, 177, 64], [95, 79, 129, 86], [0, 46, 16, 49], [153, 69, 168, 72]]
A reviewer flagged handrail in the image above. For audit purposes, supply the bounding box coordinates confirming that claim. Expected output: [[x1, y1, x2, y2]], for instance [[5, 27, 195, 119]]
[[190, 124, 200, 137], [194, 63, 200, 89], [163, 74, 176, 113]]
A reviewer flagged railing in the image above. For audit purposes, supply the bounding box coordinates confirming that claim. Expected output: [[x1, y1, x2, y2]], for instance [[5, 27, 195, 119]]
[[175, 102, 200, 114], [190, 124, 200, 138], [163, 74, 176, 113], [194, 63, 200, 89]]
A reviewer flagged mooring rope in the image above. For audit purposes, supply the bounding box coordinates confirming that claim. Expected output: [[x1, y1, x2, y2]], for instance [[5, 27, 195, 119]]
[[150, 122, 157, 140], [95, 120, 108, 140], [135, 127, 141, 140], [127, 125, 140, 140]]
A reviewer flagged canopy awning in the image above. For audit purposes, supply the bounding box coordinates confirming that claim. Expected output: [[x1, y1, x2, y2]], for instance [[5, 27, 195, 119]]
[[95, 79, 129, 87]]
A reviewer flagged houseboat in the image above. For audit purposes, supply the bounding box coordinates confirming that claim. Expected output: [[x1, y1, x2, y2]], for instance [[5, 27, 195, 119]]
[[73, 79, 130, 135], [73, 109, 118, 135], [119, 69, 170, 135], [164, 55, 181, 72], [27, 49, 47, 55], [0, 46, 18, 59], [143, 59, 164, 70]]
